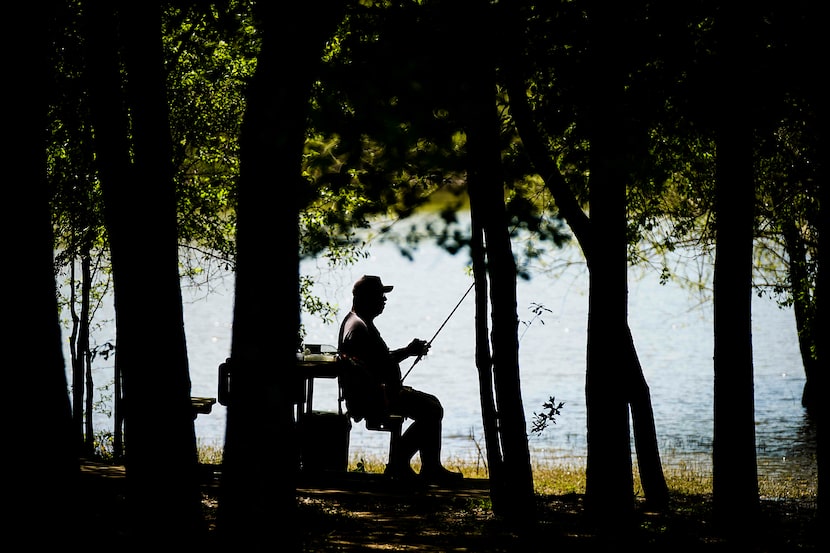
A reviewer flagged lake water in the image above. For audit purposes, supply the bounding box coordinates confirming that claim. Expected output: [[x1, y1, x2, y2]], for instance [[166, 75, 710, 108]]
[[76, 238, 816, 486]]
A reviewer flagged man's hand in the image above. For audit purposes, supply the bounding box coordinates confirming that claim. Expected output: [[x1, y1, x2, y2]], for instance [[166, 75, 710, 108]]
[[406, 338, 430, 357]]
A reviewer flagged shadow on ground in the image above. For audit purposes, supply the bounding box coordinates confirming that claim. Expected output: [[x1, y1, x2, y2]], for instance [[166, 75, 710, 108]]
[[80, 460, 819, 552]]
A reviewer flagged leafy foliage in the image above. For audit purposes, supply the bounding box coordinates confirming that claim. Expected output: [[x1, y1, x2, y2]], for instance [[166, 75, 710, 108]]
[[530, 396, 565, 436]]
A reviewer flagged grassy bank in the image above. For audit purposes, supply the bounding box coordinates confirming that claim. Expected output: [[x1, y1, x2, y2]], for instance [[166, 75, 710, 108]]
[[196, 443, 817, 503], [349, 454, 816, 502]]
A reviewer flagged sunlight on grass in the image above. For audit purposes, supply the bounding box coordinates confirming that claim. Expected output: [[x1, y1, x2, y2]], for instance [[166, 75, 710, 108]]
[[532, 462, 587, 495], [197, 441, 224, 465], [333, 450, 817, 501], [186, 442, 818, 502]]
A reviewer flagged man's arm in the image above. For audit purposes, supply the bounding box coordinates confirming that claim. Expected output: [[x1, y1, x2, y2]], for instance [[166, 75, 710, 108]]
[[390, 339, 430, 363]]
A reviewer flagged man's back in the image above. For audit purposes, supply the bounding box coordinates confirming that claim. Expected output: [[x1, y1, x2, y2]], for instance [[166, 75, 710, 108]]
[[338, 311, 402, 389]]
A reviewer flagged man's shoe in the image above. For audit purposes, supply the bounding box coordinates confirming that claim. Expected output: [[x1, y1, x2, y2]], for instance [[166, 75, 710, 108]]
[[419, 466, 464, 485]]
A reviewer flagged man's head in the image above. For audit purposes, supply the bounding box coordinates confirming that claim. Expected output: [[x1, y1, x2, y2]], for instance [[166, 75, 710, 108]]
[[352, 275, 393, 318], [352, 275, 393, 298]]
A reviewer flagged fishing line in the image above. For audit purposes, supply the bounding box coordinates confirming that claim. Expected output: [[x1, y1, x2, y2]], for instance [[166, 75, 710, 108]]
[[399, 205, 536, 383], [401, 280, 475, 383]]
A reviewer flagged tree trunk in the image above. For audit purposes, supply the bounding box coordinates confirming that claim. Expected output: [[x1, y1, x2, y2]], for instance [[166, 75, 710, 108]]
[[625, 327, 669, 509], [501, 5, 668, 509], [814, 101, 829, 539], [485, 215, 537, 525], [583, 120, 635, 527], [460, 0, 536, 526], [10, 1, 79, 545], [582, 0, 638, 530], [711, 125, 760, 531], [711, 3, 760, 533], [779, 220, 820, 413], [215, 3, 345, 550], [216, 20, 300, 551], [122, 3, 205, 541], [85, 2, 205, 544], [800, 0, 828, 533], [82, 254, 95, 454], [469, 196, 505, 506], [69, 258, 86, 451]]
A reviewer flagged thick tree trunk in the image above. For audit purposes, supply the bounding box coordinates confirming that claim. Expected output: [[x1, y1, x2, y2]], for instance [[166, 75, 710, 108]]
[[85, 2, 205, 544], [502, 8, 668, 510], [583, 1, 636, 528], [216, 3, 345, 550], [583, 132, 635, 527], [216, 16, 301, 549], [9, 2, 79, 545], [815, 111, 829, 539], [711, 125, 760, 531], [711, 3, 761, 534], [803, 0, 829, 533], [121, 3, 205, 542]]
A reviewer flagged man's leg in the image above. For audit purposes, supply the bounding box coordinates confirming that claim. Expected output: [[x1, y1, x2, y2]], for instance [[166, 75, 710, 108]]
[[394, 388, 461, 483], [385, 387, 440, 473]]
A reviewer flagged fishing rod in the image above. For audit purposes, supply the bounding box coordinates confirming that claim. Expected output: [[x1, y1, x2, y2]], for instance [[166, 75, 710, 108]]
[[401, 280, 475, 383]]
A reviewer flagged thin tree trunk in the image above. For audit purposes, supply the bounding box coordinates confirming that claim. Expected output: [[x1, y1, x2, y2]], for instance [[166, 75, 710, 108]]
[[69, 258, 85, 450], [779, 221, 820, 413], [82, 0, 132, 465], [625, 327, 669, 509], [469, 197, 505, 506], [461, 0, 536, 526], [81, 254, 95, 453]]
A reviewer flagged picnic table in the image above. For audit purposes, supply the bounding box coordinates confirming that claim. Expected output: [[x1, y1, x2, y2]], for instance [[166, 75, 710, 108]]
[[295, 354, 352, 472], [191, 396, 217, 419], [215, 348, 400, 473]]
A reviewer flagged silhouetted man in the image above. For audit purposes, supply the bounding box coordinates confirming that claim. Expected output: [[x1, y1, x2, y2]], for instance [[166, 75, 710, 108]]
[[338, 275, 462, 484]]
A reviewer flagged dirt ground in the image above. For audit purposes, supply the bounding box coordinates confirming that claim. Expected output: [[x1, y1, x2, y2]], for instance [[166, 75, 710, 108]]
[[80, 461, 820, 552]]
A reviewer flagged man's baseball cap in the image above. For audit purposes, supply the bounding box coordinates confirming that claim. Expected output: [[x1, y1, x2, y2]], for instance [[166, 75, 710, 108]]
[[353, 275, 394, 297]]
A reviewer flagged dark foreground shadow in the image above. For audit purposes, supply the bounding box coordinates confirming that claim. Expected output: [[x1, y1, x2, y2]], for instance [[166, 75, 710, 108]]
[[79, 461, 819, 552]]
